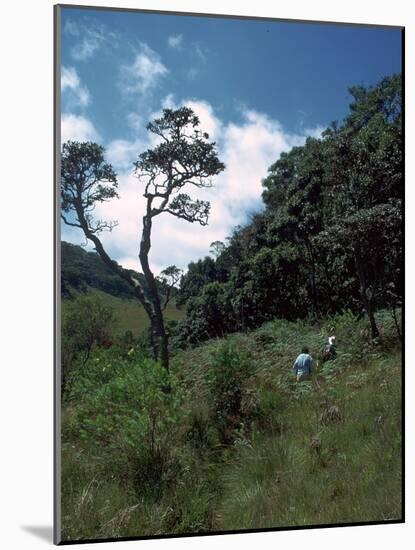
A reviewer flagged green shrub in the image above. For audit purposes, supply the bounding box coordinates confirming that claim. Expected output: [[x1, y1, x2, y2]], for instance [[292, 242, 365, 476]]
[[208, 339, 252, 443], [62, 294, 116, 393], [66, 345, 143, 402], [73, 354, 187, 498]]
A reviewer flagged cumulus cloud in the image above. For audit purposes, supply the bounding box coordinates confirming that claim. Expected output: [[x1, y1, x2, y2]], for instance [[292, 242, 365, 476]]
[[120, 43, 168, 95], [167, 34, 183, 49], [218, 110, 299, 211], [64, 98, 324, 275], [61, 113, 100, 142], [153, 95, 222, 141], [106, 138, 145, 171], [61, 66, 90, 108]]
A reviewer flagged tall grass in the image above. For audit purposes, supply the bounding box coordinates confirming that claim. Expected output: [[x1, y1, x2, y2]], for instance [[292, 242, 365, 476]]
[[61, 309, 402, 541]]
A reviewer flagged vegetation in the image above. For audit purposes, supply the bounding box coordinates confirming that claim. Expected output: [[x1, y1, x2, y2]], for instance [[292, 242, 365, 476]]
[[62, 294, 116, 391], [60, 75, 402, 541], [61, 107, 224, 370], [61, 309, 401, 540], [61, 241, 138, 299], [175, 75, 402, 344], [63, 288, 184, 336]]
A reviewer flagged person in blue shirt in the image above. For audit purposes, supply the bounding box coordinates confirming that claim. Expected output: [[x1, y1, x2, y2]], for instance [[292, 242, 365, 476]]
[[292, 346, 315, 382]]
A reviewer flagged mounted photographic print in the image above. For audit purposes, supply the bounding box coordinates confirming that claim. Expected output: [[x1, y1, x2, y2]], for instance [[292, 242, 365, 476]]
[[54, 4, 404, 545]]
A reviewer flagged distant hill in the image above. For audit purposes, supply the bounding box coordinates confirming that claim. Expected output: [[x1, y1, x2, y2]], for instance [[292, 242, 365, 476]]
[[61, 241, 140, 299]]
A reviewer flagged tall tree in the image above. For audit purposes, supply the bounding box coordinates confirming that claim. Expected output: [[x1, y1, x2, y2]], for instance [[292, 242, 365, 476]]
[[61, 107, 225, 370], [262, 139, 325, 318], [321, 75, 402, 337]]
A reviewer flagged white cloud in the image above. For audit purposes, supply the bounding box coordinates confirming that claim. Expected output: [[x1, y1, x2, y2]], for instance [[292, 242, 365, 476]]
[[61, 66, 90, 108], [185, 99, 222, 141], [61, 114, 100, 143], [303, 125, 326, 139], [72, 36, 102, 61], [126, 112, 143, 132], [79, 99, 324, 276], [167, 34, 183, 49], [120, 43, 168, 95], [217, 109, 300, 210], [106, 138, 145, 171], [156, 96, 222, 141], [161, 94, 176, 109], [64, 18, 116, 61]]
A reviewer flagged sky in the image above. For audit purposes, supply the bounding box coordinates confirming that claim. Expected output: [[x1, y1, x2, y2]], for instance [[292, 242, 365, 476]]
[[60, 6, 402, 274]]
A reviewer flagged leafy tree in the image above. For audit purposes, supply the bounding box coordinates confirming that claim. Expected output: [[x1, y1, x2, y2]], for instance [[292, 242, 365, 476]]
[[320, 75, 402, 336], [156, 265, 183, 311], [61, 107, 224, 370], [176, 256, 218, 306], [209, 240, 226, 258], [176, 74, 402, 346], [263, 138, 325, 318], [317, 202, 401, 339]]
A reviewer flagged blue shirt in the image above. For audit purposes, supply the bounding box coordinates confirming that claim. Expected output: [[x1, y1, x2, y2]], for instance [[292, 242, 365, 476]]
[[292, 353, 314, 376]]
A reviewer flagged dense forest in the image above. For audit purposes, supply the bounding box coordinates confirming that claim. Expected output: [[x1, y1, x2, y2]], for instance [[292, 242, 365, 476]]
[[60, 74, 402, 542], [174, 74, 402, 347]]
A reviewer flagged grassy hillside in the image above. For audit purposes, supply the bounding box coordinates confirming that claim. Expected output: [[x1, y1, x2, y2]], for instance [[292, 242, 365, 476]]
[[61, 310, 402, 541], [61, 241, 138, 299], [62, 288, 185, 336]]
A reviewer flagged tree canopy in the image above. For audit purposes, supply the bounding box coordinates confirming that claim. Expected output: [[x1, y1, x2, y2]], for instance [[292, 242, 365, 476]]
[[174, 74, 402, 346], [61, 107, 225, 369]]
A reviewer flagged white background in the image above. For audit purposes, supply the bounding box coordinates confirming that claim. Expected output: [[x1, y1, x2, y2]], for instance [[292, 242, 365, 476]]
[[1, 0, 413, 548]]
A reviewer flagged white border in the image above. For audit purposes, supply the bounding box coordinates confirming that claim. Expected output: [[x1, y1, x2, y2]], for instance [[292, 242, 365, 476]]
[[1, 1, 413, 548]]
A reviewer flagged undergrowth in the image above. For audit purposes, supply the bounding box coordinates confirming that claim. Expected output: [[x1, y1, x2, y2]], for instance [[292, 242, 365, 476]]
[[61, 309, 402, 541]]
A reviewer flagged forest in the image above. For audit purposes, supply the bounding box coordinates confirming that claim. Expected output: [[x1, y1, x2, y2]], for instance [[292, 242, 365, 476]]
[[60, 74, 402, 541]]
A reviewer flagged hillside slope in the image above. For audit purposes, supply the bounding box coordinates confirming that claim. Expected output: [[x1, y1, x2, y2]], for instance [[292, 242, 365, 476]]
[[62, 287, 185, 336], [61, 309, 402, 540], [61, 241, 137, 298], [61, 241, 185, 335]]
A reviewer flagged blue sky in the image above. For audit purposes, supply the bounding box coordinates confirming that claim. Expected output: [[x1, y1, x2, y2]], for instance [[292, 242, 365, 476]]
[[60, 6, 402, 273]]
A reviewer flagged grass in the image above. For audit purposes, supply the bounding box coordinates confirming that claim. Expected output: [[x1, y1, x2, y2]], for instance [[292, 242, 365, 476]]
[[215, 352, 401, 529], [62, 288, 185, 336], [60, 309, 402, 541]]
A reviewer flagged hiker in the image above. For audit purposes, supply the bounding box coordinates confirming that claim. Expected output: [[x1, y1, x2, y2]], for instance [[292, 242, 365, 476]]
[[323, 335, 337, 361], [292, 346, 315, 382]]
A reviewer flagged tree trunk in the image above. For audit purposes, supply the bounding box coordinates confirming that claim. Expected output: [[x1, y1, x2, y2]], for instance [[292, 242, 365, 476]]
[[76, 198, 170, 371], [367, 302, 380, 340], [75, 203, 154, 320], [139, 207, 170, 371], [148, 312, 169, 371], [391, 305, 401, 341], [354, 244, 379, 340], [306, 240, 318, 320]]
